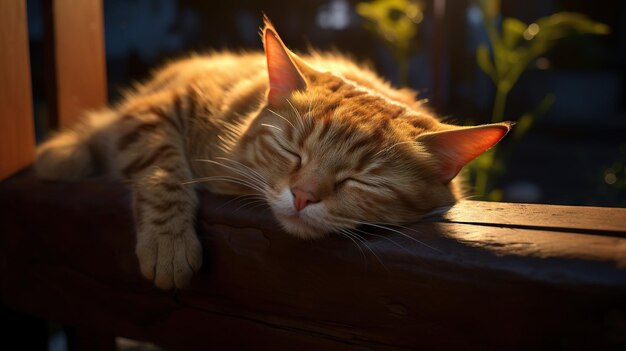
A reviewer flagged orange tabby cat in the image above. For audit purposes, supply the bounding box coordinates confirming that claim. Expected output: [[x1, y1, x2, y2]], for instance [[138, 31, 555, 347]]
[[35, 19, 510, 289]]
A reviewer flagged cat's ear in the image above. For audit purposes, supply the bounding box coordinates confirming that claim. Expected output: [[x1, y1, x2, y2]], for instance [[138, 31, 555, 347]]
[[262, 18, 307, 107], [418, 123, 512, 184]]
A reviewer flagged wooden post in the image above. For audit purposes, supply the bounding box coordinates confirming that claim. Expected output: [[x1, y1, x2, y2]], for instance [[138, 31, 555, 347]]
[[0, 0, 35, 180], [46, 0, 107, 128]]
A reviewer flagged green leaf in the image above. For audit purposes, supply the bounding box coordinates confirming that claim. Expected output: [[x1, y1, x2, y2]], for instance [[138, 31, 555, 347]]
[[535, 12, 610, 43], [502, 18, 527, 49], [471, 6, 609, 202], [356, 0, 424, 58], [512, 94, 555, 141], [476, 44, 496, 83]]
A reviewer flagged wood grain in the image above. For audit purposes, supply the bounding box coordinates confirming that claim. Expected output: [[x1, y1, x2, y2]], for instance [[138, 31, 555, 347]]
[[51, 0, 107, 127], [0, 171, 625, 350], [446, 200, 626, 235], [0, 1, 35, 180]]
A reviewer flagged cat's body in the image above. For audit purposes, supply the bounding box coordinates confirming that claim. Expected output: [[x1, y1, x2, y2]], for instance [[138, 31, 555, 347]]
[[36, 20, 510, 289]]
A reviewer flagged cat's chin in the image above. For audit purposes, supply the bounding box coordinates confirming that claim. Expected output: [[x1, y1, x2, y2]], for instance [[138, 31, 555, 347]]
[[267, 188, 334, 239], [276, 215, 331, 240]]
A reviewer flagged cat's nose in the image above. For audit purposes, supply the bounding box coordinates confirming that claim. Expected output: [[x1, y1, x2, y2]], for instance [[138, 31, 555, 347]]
[[291, 187, 319, 211]]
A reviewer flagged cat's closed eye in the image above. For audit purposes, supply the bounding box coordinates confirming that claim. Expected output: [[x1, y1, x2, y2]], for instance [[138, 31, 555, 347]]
[[274, 140, 301, 169], [336, 177, 375, 189], [33, 16, 512, 291]]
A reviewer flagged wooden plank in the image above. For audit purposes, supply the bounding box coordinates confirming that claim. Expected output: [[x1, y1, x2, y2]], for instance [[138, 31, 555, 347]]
[[51, 0, 107, 127], [0, 1, 35, 180], [196, 197, 626, 287], [0, 171, 625, 349], [446, 200, 626, 235]]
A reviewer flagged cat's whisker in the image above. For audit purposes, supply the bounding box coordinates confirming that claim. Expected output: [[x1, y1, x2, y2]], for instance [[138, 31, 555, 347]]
[[323, 218, 361, 232], [374, 140, 418, 157], [244, 202, 271, 212], [260, 123, 283, 132], [337, 229, 367, 264], [214, 157, 268, 184], [266, 108, 295, 129], [232, 199, 268, 213], [34, 18, 514, 293], [322, 213, 359, 227], [193, 159, 267, 189], [262, 129, 293, 151], [306, 99, 315, 128], [369, 223, 442, 253], [342, 228, 388, 271], [216, 194, 267, 211], [342, 219, 442, 253], [210, 168, 267, 192], [182, 176, 264, 193], [351, 227, 412, 254], [194, 159, 264, 185], [286, 98, 306, 130], [182, 176, 266, 194], [374, 221, 427, 235]]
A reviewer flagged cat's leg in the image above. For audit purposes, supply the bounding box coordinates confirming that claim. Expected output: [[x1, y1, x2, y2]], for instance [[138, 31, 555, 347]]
[[117, 108, 201, 289], [35, 109, 118, 180], [132, 166, 201, 289]]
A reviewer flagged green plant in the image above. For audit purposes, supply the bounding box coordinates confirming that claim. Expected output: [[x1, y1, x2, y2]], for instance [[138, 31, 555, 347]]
[[477, 0, 610, 122], [601, 145, 626, 207], [356, 0, 610, 201], [472, 0, 609, 199], [356, 0, 424, 85]]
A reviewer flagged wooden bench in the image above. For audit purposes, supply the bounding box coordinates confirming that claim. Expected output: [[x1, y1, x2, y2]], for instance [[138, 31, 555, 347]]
[[1, 1, 625, 350]]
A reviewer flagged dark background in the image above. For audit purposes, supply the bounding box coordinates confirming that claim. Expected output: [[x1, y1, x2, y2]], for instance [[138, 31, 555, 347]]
[[6, 2, 626, 350], [27, 0, 626, 207]]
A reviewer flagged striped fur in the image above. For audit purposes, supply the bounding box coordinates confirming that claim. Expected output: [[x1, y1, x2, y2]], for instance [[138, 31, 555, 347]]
[[35, 22, 509, 289]]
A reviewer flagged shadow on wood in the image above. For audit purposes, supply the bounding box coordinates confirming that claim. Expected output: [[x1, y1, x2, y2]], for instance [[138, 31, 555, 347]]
[[1, 170, 625, 350]]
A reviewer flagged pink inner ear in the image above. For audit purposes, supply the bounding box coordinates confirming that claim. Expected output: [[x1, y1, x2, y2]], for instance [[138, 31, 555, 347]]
[[420, 124, 511, 184], [264, 27, 306, 107]]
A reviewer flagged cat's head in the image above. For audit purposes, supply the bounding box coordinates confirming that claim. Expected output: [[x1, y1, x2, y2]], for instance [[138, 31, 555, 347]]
[[238, 20, 510, 239]]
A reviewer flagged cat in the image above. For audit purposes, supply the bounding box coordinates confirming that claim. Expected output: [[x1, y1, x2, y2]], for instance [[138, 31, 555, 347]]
[[34, 18, 511, 290]]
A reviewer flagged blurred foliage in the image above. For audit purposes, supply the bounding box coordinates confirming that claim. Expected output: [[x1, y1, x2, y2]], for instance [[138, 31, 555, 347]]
[[356, 0, 611, 202], [476, 0, 610, 122], [601, 145, 626, 207], [470, 0, 610, 200], [356, 0, 424, 85]]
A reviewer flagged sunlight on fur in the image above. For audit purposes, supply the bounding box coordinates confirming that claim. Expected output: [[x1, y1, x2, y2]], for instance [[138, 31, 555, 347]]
[[35, 17, 510, 289]]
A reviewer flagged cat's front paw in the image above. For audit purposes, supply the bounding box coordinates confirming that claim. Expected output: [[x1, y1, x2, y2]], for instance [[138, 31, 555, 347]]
[[136, 227, 202, 289]]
